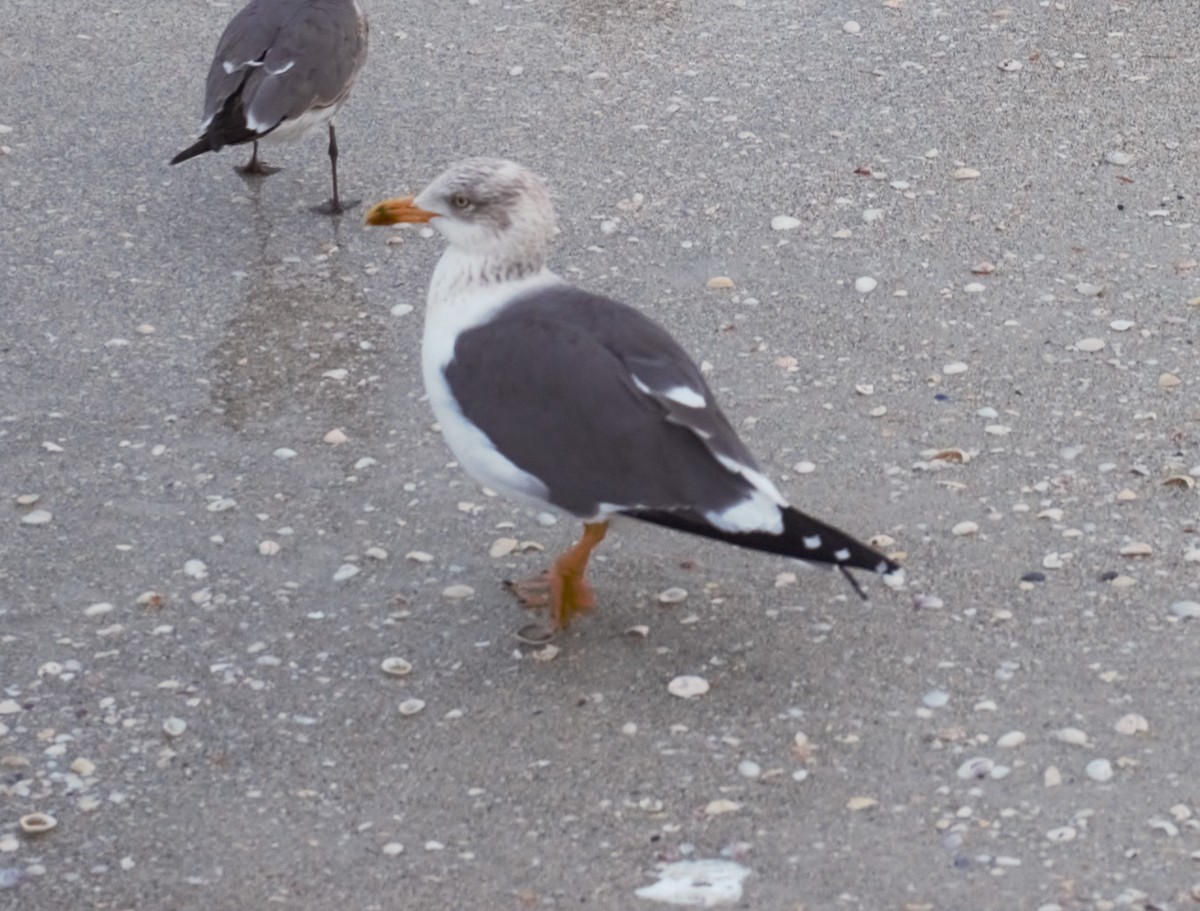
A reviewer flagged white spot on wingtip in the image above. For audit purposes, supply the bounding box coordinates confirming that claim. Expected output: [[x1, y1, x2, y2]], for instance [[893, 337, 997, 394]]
[[834, 548, 851, 562], [631, 375, 706, 409], [704, 494, 783, 534], [662, 384, 706, 409], [883, 568, 906, 589], [803, 534, 822, 550]]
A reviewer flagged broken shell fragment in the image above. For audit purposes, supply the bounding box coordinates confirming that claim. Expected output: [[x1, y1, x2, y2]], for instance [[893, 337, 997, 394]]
[[668, 675, 710, 698], [20, 813, 57, 835], [516, 623, 554, 645], [1163, 475, 1195, 490], [1119, 542, 1153, 557], [380, 657, 413, 677], [931, 448, 970, 464], [162, 717, 187, 738]]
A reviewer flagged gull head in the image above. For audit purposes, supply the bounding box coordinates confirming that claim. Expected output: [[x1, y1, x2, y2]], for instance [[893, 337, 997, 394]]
[[366, 158, 558, 267]]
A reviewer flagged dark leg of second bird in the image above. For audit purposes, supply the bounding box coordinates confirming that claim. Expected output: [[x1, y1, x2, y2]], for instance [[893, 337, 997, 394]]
[[236, 141, 280, 177], [312, 124, 358, 216]]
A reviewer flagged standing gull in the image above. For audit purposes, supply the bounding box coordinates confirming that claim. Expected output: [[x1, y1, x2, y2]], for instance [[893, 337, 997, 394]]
[[170, 0, 369, 214], [366, 159, 904, 637]]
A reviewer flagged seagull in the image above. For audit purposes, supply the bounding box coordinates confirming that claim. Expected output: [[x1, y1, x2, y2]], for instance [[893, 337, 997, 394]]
[[170, 0, 369, 214], [366, 159, 904, 637]]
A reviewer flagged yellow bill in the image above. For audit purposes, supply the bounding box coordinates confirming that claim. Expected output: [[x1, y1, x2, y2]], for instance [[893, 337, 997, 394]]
[[364, 196, 439, 226]]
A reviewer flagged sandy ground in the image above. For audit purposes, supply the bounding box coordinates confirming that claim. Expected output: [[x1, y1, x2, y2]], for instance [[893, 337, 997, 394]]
[[2, 1, 1199, 908]]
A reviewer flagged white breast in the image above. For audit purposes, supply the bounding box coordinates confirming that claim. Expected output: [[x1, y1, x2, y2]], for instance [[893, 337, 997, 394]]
[[420, 259, 565, 507]]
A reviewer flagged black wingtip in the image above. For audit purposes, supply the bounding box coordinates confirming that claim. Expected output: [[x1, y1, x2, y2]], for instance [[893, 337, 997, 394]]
[[625, 505, 905, 593], [169, 137, 212, 166]]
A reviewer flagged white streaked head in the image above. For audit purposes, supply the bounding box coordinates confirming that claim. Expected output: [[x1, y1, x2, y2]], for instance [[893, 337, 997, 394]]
[[418, 159, 559, 264]]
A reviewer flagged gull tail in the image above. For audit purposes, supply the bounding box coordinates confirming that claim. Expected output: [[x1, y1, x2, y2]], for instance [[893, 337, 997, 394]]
[[170, 136, 214, 166], [624, 505, 904, 597]]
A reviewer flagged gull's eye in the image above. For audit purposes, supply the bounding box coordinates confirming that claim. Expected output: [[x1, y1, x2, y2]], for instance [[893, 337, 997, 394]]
[[450, 193, 471, 210]]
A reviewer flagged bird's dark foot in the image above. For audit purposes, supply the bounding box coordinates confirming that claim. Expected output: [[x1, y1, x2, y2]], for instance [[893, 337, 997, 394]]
[[311, 197, 360, 216], [236, 160, 281, 177]]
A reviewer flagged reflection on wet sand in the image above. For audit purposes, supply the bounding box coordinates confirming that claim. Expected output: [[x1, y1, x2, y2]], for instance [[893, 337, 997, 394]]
[[208, 196, 386, 435]]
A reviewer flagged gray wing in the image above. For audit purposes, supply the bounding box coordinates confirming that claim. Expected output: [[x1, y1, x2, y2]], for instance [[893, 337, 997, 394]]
[[444, 285, 766, 519], [201, 0, 368, 131]]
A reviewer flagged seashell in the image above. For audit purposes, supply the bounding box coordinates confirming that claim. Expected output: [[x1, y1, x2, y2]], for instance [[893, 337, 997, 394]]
[[668, 675, 709, 699], [20, 813, 57, 835], [380, 657, 413, 677]]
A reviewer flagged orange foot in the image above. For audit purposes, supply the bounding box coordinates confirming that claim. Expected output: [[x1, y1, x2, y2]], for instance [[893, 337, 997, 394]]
[[503, 522, 608, 637], [504, 571, 553, 609]]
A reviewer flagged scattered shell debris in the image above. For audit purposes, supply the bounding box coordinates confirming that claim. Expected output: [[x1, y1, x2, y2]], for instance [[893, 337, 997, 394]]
[[398, 698, 426, 716], [668, 675, 710, 699], [1119, 542, 1152, 557], [1046, 825, 1077, 843], [441, 584, 474, 600], [1114, 714, 1149, 736], [516, 623, 555, 645], [704, 799, 740, 816], [847, 796, 878, 811], [380, 657, 413, 677], [1086, 758, 1115, 782], [162, 717, 187, 738], [489, 537, 519, 558], [19, 814, 56, 836], [1170, 601, 1200, 620], [657, 587, 688, 605], [1054, 727, 1089, 746], [706, 276, 734, 290]]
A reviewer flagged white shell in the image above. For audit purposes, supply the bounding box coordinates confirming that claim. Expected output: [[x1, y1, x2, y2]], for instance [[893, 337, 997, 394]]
[[380, 657, 413, 677], [163, 717, 187, 738], [19, 813, 57, 835], [667, 675, 709, 698]]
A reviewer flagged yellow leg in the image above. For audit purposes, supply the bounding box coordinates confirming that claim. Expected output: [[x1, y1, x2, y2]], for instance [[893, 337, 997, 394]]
[[506, 521, 609, 632], [547, 521, 608, 630]]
